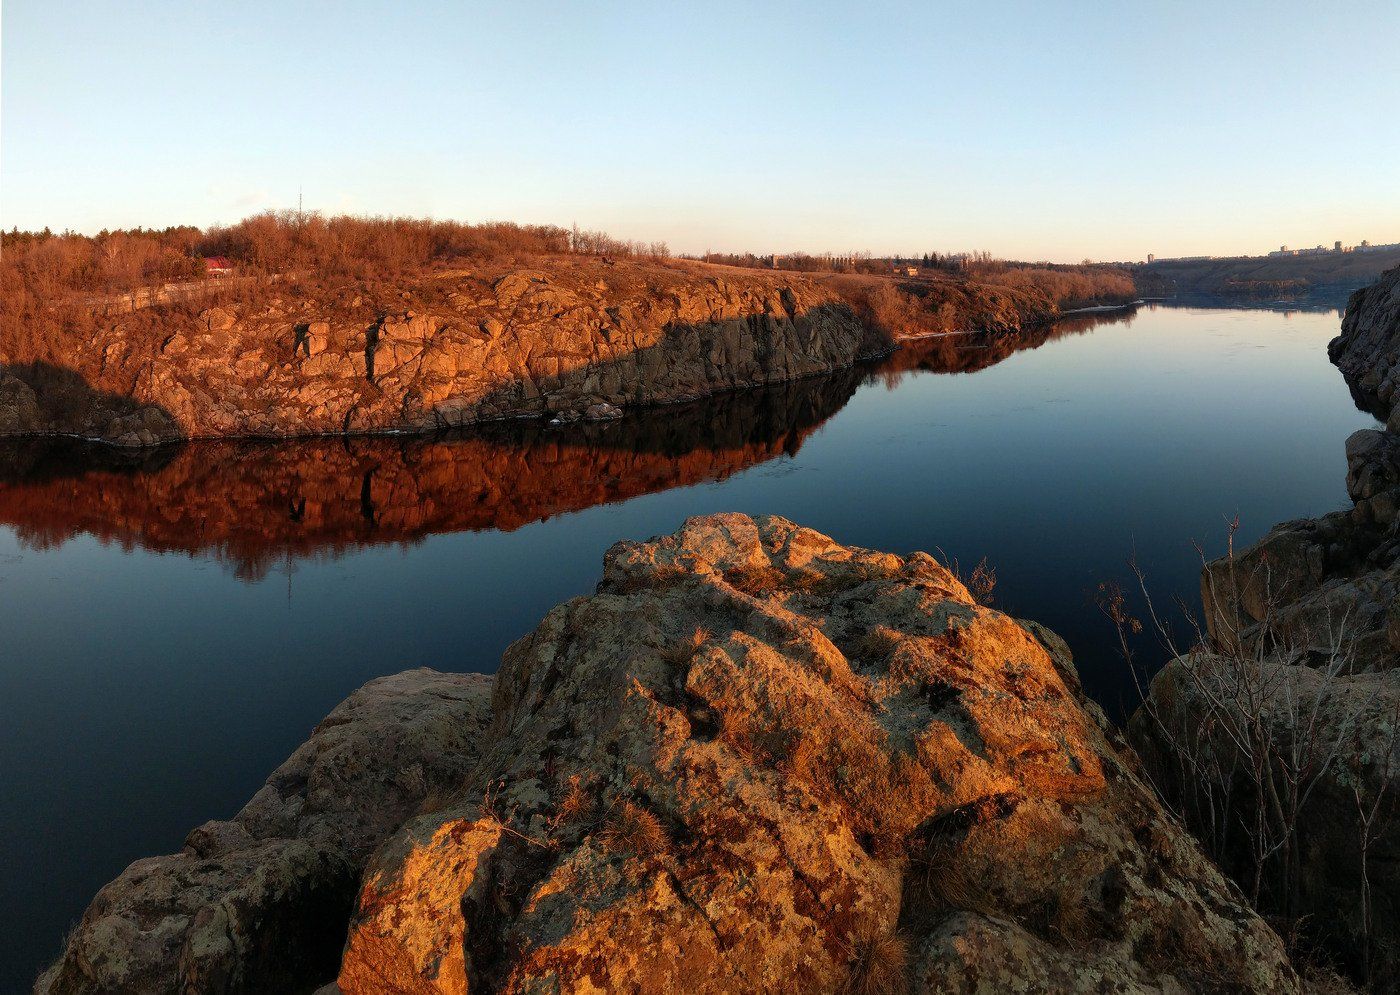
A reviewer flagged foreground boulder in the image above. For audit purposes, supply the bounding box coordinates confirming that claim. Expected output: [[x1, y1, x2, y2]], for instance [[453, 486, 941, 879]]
[[36, 669, 494, 995], [338, 514, 1295, 993], [41, 516, 1300, 993]]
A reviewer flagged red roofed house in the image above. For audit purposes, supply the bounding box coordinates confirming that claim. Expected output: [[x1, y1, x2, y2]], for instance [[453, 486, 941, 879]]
[[204, 256, 234, 278]]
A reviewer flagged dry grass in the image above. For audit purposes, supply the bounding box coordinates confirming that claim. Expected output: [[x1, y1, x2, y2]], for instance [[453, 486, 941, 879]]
[[857, 625, 902, 662], [1040, 893, 1100, 946], [596, 800, 670, 859], [393, 762, 428, 800], [1297, 959, 1362, 994], [723, 564, 787, 596], [906, 838, 985, 914], [843, 929, 910, 995], [547, 774, 596, 837], [658, 626, 711, 667], [416, 783, 465, 816]]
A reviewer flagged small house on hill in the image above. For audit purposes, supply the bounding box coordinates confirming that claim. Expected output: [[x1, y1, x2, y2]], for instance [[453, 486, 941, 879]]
[[204, 256, 233, 278]]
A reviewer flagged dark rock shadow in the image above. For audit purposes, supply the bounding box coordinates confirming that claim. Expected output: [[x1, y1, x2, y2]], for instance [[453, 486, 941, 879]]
[[0, 361, 179, 444]]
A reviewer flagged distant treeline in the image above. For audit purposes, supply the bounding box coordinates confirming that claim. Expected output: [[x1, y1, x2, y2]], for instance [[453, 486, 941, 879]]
[[0, 212, 675, 365], [694, 249, 995, 274], [827, 265, 1136, 339], [1139, 246, 1400, 297], [1, 212, 672, 302], [694, 247, 1134, 286]]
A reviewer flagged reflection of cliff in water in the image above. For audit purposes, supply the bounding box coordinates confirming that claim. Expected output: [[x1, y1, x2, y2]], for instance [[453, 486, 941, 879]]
[[0, 371, 866, 580], [0, 313, 1124, 579], [873, 309, 1122, 387]]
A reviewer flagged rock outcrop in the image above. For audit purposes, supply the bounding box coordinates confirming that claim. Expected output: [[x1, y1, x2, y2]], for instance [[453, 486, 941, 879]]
[[1, 258, 882, 445], [45, 515, 1305, 993], [1331, 264, 1400, 422], [336, 516, 1296, 994], [36, 670, 494, 995], [0, 318, 1124, 581], [1134, 266, 1400, 988]]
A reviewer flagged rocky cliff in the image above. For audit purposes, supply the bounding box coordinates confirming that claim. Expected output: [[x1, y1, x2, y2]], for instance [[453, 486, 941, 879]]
[[0, 320, 1114, 579], [1133, 265, 1400, 988], [1331, 264, 1400, 422], [40, 515, 1301, 993], [0, 258, 882, 445]]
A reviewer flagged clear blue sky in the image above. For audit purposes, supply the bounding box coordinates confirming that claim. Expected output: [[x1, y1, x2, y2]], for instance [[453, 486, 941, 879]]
[[4, 1, 1398, 262]]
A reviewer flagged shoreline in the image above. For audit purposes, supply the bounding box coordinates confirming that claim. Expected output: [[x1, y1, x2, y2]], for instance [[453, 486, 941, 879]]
[[0, 345, 899, 450]]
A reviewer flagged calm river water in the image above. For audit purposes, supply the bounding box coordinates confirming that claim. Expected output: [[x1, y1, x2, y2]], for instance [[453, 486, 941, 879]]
[[0, 301, 1377, 988]]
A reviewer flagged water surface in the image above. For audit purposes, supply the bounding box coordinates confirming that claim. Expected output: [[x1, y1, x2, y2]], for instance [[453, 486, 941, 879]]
[[0, 302, 1376, 989]]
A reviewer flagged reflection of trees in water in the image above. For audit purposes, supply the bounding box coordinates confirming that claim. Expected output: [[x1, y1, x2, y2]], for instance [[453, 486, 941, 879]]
[[0, 311, 1128, 580], [868, 311, 1125, 390]]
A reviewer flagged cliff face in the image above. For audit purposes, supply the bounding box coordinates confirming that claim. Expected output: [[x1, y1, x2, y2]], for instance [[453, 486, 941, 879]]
[[41, 515, 1301, 994], [0, 320, 1113, 580], [0, 258, 880, 445], [1133, 267, 1400, 987], [1330, 264, 1400, 420]]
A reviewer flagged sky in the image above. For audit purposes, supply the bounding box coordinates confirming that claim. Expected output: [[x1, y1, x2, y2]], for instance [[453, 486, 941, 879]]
[[3, 1, 1398, 262]]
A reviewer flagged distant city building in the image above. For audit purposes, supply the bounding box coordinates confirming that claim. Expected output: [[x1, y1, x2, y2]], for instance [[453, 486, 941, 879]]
[[1152, 239, 1399, 264], [1266, 238, 1399, 258]]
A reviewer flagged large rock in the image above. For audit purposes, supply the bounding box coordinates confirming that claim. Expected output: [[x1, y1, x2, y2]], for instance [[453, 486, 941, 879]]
[[1133, 655, 1399, 988], [1331, 264, 1400, 415], [338, 514, 1297, 994], [36, 669, 494, 995]]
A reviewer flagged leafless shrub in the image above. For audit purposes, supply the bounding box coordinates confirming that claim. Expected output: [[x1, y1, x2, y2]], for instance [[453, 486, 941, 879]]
[[1349, 711, 1398, 983], [1107, 519, 1385, 977], [479, 778, 553, 849], [935, 549, 997, 607], [966, 559, 996, 607]]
